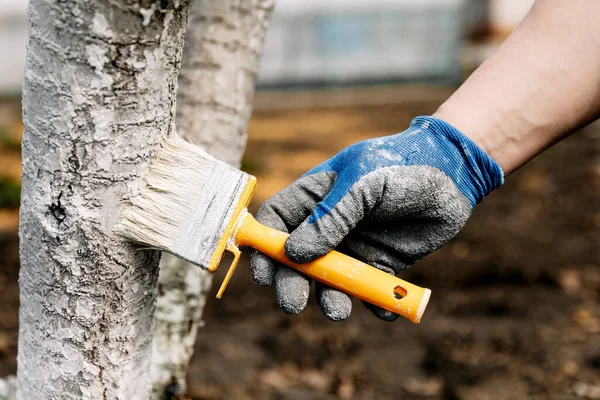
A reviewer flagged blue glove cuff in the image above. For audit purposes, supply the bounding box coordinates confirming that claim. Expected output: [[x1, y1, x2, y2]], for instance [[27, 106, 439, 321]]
[[408, 116, 504, 207]]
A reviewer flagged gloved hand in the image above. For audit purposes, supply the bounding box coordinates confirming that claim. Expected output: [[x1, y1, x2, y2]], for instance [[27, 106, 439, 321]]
[[250, 116, 503, 321]]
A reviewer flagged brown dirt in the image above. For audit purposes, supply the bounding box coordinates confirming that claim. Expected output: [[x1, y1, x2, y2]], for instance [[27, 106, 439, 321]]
[[1, 88, 599, 399]]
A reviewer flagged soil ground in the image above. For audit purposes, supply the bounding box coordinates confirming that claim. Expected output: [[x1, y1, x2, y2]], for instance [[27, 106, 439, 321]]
[[1, 86, 599, 399]]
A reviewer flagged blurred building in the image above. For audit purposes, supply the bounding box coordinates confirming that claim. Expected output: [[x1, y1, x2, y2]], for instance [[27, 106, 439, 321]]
[[257, 0, 534, 87], [0, 0, 533, 94], [0, 0, 27, 94], [257, 0, 467, 87]]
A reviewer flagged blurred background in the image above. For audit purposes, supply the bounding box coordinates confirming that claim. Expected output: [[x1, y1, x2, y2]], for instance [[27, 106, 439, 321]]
[[1, 0, 599, 399]]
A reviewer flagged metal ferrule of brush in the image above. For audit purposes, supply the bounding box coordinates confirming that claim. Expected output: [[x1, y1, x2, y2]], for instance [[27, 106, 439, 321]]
[[174, 167, 251, 269], [208, 176, 257, 299]]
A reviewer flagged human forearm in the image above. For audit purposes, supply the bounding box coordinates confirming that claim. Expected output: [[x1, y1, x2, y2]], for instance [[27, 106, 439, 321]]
[[434, 0, 600, 175]]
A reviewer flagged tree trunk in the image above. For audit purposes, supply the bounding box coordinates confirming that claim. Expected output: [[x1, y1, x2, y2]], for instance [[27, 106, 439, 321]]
[[18, 0, 191, 398], [150, 0, 275, 397]]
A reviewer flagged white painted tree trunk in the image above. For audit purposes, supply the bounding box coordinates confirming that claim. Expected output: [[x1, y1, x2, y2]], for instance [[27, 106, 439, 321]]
[[150, 0, 275, 397], [18, 0, 191, 398]]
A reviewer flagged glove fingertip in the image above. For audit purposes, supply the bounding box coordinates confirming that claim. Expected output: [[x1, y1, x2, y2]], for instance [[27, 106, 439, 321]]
[[363, 301, 400, 322], [250, 251, 276, 286], [318, 287, 352, 322], [275, 267, 310, 315], [284, 223, 332, 264]]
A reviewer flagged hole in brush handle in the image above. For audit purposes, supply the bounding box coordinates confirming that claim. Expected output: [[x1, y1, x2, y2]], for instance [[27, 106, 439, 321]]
[[393, 285, 407, 299]]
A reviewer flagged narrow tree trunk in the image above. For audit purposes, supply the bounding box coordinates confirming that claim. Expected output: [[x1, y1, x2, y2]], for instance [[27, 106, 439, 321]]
[[150, 0, 275, 397], [18, 0, 191, 398]]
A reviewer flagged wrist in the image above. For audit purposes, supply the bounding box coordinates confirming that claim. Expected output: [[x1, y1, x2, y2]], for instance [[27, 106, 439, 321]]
[[407, 116, 504, 207], [433, 104, 524, 175], [432, 100, 573, 176]]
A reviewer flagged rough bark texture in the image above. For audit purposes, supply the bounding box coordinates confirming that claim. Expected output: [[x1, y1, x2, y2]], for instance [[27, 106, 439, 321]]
[[150, 0, 275, 397], [18, 0, 191, 399]]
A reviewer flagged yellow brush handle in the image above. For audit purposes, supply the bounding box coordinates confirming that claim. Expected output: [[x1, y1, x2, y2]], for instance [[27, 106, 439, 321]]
[[235, 212, 431, 323]]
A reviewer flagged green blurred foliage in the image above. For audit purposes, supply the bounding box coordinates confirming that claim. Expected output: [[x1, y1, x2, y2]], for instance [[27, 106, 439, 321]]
[[0, 128, 20, 151], [0, 177, 20, 208]]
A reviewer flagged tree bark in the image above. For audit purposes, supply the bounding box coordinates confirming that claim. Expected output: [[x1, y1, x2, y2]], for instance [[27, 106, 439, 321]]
[[150, 0, 275, 397], [18, 0, 191, 399]]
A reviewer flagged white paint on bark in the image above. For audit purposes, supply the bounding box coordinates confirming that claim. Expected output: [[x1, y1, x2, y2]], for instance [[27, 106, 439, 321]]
[[150, 0, 275, 397], [18, 0, 191, 399]]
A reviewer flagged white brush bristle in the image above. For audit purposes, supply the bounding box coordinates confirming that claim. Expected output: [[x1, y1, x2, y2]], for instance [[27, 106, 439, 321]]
[[115, 134, 250, 268]]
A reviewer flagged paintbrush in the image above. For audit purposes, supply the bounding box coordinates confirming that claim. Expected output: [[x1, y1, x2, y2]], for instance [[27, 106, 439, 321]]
[[115, 134, 431, 323]]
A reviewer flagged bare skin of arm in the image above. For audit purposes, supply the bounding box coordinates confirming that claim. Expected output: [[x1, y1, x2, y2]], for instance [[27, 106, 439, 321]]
[[434, 0, 600, 175]]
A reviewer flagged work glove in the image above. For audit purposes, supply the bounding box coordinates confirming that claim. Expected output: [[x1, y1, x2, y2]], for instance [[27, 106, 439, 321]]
[[250, 116, 503, 321]]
